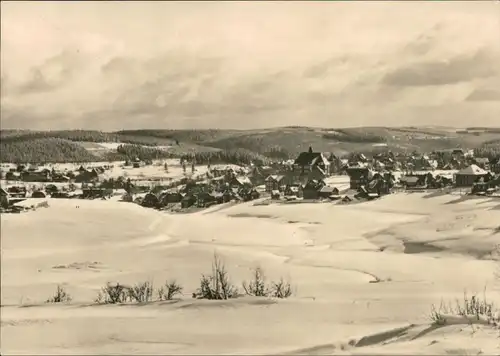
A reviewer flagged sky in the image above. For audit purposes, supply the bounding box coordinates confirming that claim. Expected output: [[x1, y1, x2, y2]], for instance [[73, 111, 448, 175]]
[[1, 1, 500, 130]]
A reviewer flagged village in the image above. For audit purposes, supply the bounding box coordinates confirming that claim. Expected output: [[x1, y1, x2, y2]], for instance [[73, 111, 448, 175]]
[[1, 145, 499, 214], [4, 0, 500, 353]]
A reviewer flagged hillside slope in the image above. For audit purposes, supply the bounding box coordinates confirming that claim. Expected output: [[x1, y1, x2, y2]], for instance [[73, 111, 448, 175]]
[[0, 137, 99, 163], [0, 126, 499, 163]]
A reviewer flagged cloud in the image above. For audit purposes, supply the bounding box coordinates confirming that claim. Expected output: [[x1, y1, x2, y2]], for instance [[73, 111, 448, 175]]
[[465, 88, 500, 102], [7, 49, 88, 96], [303, 56, 352, 78], [381, 48, 499, 87], [464, 75, 500, 101], [1, 1, 499, 129]]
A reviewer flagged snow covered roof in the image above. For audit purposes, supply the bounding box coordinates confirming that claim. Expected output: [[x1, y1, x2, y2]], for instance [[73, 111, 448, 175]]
[[456, 164, 488, 176]]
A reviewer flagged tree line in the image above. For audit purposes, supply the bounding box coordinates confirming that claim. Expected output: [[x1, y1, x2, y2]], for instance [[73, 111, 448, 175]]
[[474, 147, 500, 160], [322, 131, 387, 143], [0, 138, 99, 163], [0, 129, 174, 147], [109, 144, 273, 166]]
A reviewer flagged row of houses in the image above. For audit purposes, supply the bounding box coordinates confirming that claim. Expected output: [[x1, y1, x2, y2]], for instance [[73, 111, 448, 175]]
[[286, 146, 500, 178], [137, 183, 261, 210], [2, 165, 108, 183], [400, 164, 499, 189]]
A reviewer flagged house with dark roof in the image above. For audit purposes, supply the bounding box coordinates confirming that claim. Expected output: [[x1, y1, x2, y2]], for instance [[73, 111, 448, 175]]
[[75, 168, 100, 183], [230, 176, 253, 190], [318, 186, 339, 199], [454, 164, 489, 187], [346, 166, 373, 189], [265, 175, 286, 193], [21, 170, 51, 182], [302, 179, 325, 200], [294, 146, 331, 177], [247, 166, 267, 186], [284, 183, 302, 197]]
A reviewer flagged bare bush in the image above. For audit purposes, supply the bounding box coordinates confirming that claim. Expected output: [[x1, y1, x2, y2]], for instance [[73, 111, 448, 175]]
[[242, 267, 270, 297], [270, 277, 293, 299], [157, 280, 183, 300], [194, 253, 238, 300], [429, 290, 499, 329], [45, 285, 72, 303], [242, 267, 293, 299], [128, 281, 154, 303], [95, 282, 129, 304]]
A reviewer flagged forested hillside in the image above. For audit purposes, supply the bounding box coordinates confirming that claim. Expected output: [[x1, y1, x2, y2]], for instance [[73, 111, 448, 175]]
[[1, 126, 499, 164], [0, 129, 175, 147], [474, 138, 500, 159], [105, 144, 272, 166], [0, 138, 99, 163]]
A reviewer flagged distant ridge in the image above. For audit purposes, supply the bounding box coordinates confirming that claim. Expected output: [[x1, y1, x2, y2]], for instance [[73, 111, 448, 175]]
[[1, 126, 499, 164]]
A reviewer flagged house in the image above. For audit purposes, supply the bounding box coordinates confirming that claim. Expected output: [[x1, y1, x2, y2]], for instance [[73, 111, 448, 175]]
[[346, 167, 373, 189], [400, 176, 421, 189], [51, 192, 71, 199], [7, 186, 27, 198], [409, 155, 437, 171], [471, 176, 499, 195], [5, 171, 21, 181], [133, 160, 145, 168], [294, 146, 331, 177], [196, 192, 218, 208], [302, 179, 325, 200], [247, 166, 267, 186], [327, 154, 343, 174], [372, 160, 386, 172], [222, 189, 235, 203], [26, 164, 40, 172], [75, 169, 99, 183], [31, 190, 47, 198], [45, 184, 59, 195], [21, 170, 51, 182], [265, 175, 286, 193], [436, 148, 465, 161], [366, 176, 392, 195], [142, 193, 160, 208], [52, 173, 70, 182], [271, 190, 281, 200], [454, 164, 489, 187], [159, 190, 183, 204], [355, 186, 380, 201], [284, 184, 302, 197], [230, 176, 253, 190], [77, 165, 87, 174], [348, 153, 368, 165], [82, 187, 109, 199], [318, 186, 340, 199], [433, 174, 453, 188], [181, 194, 196, 209], [94, 166, 106, 174], [240, 188, 260, 202]]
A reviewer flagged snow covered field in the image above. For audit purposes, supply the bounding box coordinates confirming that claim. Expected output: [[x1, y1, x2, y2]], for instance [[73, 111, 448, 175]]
[[1, 193, 499, 354]]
